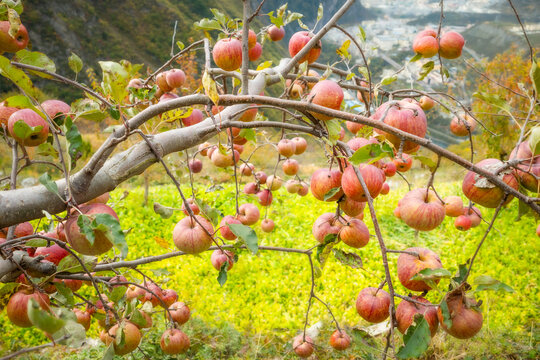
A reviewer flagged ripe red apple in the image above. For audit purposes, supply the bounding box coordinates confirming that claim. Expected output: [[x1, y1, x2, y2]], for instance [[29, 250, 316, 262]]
[[397, 247, 443, 292], [356, 287, 391, 323], [239, 163, 254, 176], [413, 31, 439, 58], [182, 109, 204, 127], [143, 283, 164, 307], [288, 31, 321, 64], [537, 224, 540, 237], [213, 38, 243, 71], [1, 221, 33, 238], [219, 215, 242, 240], [292, 137, 307, 154], [34, 244, 69, 265], [211, 149, 239, 168], [245, 29, 257, 49], [126, 285, 146, 302], [74, 309, 92, 331], [292, 335, 314, 358], [462, 158, 518, 208], [261, 219, 275, 232], [267, 25, 285, 41], [166, 69, 186, 89], [237, 203, 260, 225], [437, 293, 483, 339], [341, 164, 385, 202], [339, 218, 370, 248], [307, 80, 344, 121], [298, 183, 309, 196], [382, 161, 397, 177], [161, 289, 178, 308], [182, 198, 200, 216], [102, 322, 141, 355], [41, 99, 71, 120], [454, 215, 472, 231], [198, 142, 212, 156], [244, 182, 259, 195], [510, 140, 540, 192], [380, 182, 390, 195], [463, 206, 482, 227], [338, 196, 366, 217], [188, 159, 203, 173], [65, 203, 119, 255], [444, 196, 464, 217], [127, 78, 144, 90], [173, 215, 214, 254], [7, 290, 50, 327], [310, 168, 343, 202], [439, 31, 465, 59], [397, 188, 445, 231], [277, 139, 296, 158], [159, 92, 179, 103], [346, 120, 363, 134], [312, 212, 342, 243], [266, 175, 282, 191], [282, 159, 299, 176], [0, 102, 19, 129], [393, 154, 413, 172], [160, 328, 190, 354], [347, 136, 378, 152], [396, 296, 438, 336], [372, 100, 427, 153], [211, 249, 235, 270], [255, 171, 267, 184], [168, 301, 190, 324], [156, 71, 173, 92], [257, 189, 273, 206], [450, 114, 476, 136], [8, 109, 49, 147], [329, 330, 351, 350], [0, 21, 29, 53], [248, 42, 262, 61], [356, 80, 370, 103]]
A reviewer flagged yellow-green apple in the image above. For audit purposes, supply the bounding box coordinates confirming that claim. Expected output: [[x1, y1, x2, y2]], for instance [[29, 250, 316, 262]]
[[285, 179, 301, 193], [419, 96, 435, 110], [266, 175, 282, 191]]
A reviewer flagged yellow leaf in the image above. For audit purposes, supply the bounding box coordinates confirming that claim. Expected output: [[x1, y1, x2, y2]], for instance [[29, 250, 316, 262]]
[[154, 236, 170, 249], [202, 70, 219, 105]]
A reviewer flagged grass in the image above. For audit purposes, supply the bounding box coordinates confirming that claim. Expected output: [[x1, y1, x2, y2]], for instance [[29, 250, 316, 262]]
[[0, 180, 538, 359]]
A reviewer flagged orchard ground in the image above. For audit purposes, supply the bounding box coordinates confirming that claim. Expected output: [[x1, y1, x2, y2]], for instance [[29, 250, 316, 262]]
[[0, 181, 537, 359]]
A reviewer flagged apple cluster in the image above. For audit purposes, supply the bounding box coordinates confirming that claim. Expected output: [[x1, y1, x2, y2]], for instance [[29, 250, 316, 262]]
[[413, 28, 465, 59]]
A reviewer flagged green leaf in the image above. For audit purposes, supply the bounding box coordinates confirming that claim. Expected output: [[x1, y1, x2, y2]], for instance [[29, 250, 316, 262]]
[[418, 61, 434, 81], [413, 155, 436, 170], [358, 26, 366, 42], [3, 95, 42, 115], [238, 128, 256, 142], [256, 60, 272, 71], [332, 248, 363, 269], [176, 41, 185, 50], [325, 120, 341, 144], [102, 344, 115, 360], [316, 3, 323, 21], [194, 18, 222, 31], [14, 49, 56, 78], [129, 309, 146, 328], [39, 172, 59, 196], [472, 91, 510, 112], [109, 285, 127, 302], [12, 119, 43, 141], [349, 143, 391, 165], [439, 299, 452, 329], [52, 320, 86, 348], [77, 215, 95, 246], [72, 98, 107, 122], [153, 202, 174, 219], [0, 55, 37, 97], [68, 52, 83, 74], [411, 268, 451, 282], [57, 254, 97, 273], [315, 234, 337, 268], [396, 314, 431, 359], [451, 263, 468, 288], [323, 186, 342, 201], [380, 75, 397, 86], [25, 238, 48, 247], [99, 61, 129, 104], [0, 283, 19, 311], [528, 126, 540, 156], [54, 282, 74, 307], [217, 262, 228, 286], [530, 57, 540, 95], [93, 213, 128, 259], [27, 298, 65, 333], [36, 142, 58, 158], [228, 223, 258, 254], [65, 116, 89, 167], [409, 53, 422, 62], [473, 275, 514, 293]]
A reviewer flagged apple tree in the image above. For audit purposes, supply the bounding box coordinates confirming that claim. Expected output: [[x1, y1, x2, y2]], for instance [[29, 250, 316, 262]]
[[0, 0, 538, 359]]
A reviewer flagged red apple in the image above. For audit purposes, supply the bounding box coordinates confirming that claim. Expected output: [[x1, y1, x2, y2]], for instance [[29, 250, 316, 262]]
[[239, 163, 254, 176], [198, 142, 212, 156], [292, 335, 314, 358], [7, 290, 50, 327], [380, 182, 390, 195], [257, 189, 273, 206], [307, 80, 344, 121], [168, 301, 190, 324], [41, 100, 70, 120], [219, 215, 242, 240], [213, 38, 243, 71], [312, 212, 342, 243], [172, 215, 214, 254], [211, 149, 239, 168], [329, 330, 351, 350], [382, 161, 397, 177], [156, 71, 173, 92], [261, 219, 275, 232], [288, 31, 321, 64], [393, 154, 413, 172], [277, 139, 296, 158], [65, 203, 119, 255], [8, 109, 49, 147], [268, 25, 285, 41], [397, 247, 443, 292], [159, 92, 179, 103], [510, 140, 540, 192], [396, 296, 439, 336], [34, 244, 69, 265], [444, 196, 464, 217], [182, 198, 200, 216], [437, 293, 483, 339], [338, 196, 366, 217], [237, 203, 260, 225], [298, 183, 309, 196], [413, 32, 439, 58], [310, 168, 343, 202], [188, 159, 203, 173], [182, 109, 204, 127], [1, 221, 33, 238], [127, 78, 144, 90], [341, 164, 385, 202], [166, 69, 186, 89], [463, 206, 482, 227], [248, 42, 262, 61], [450, 114, 476, 136], [356, 287, 391, 323], [372, 100, 427, 153], [0, 21, 29, 53], [74, 309, 92, 331], [292, 137, 308, 154], [160, 328, 190, 354], [211, 249, 234, 270], [462, 158, 518, 208], [161, 289, 178, 307], [255, 171, 267, 184], [0, 102, 19, 129], [347, 136, 378, 152], [102, 322, 141, 355], [454, 215, 472, 231], [346, 120, 364, 134], [244, 182, 259, 195], [397, 188, 445, 231], [282, 159, 299, 176], [339, 218, 370, 248], [439, 31, 465, 59]]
